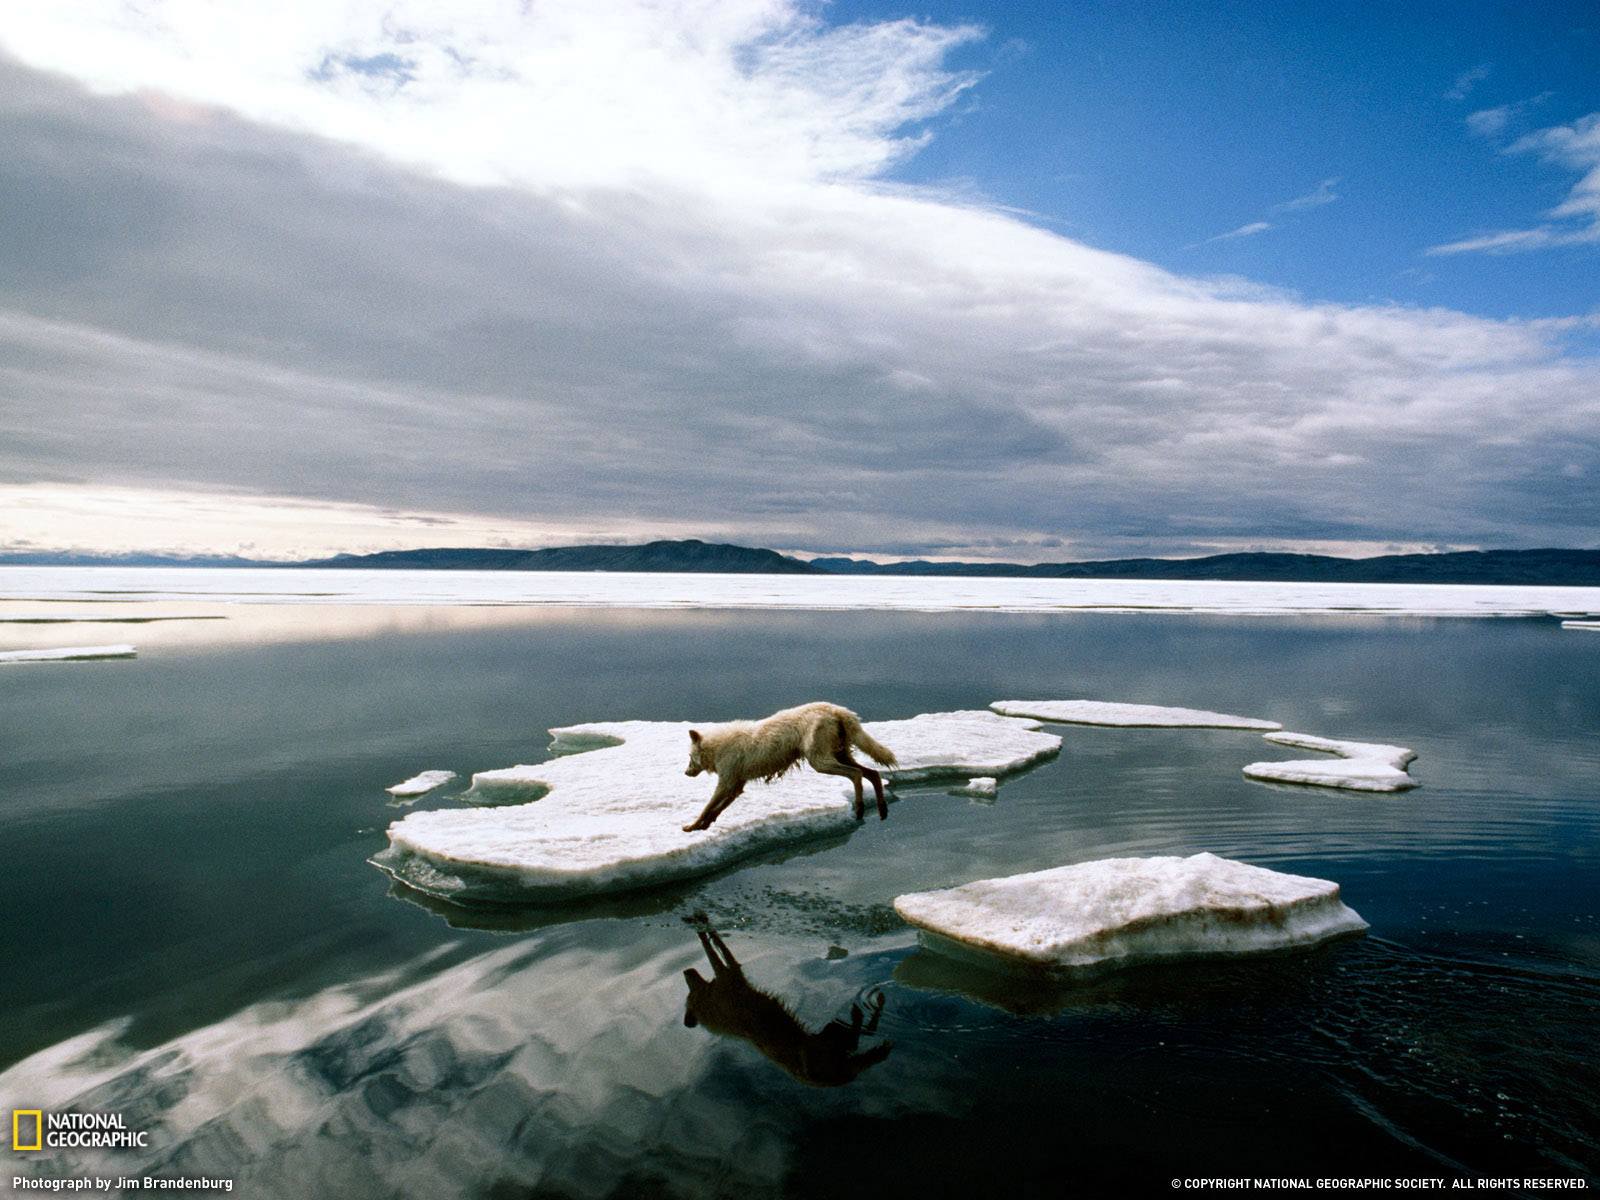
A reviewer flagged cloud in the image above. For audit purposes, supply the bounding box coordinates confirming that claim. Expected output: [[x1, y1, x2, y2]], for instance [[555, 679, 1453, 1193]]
[[1431, 110, 1600, 254], [1446, 63, 1492, 101], [1196, 178, 1341, 247], [1272, 177, 1340, 213], [0, 6, 1597, 561], [0, 0, 982, 193], [1465, 92, 1552, 139], [1201, 221, 1273, 245]]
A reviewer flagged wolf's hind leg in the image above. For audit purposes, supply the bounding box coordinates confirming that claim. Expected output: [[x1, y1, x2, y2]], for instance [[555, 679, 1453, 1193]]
[[813, 753, 868, 819], [860, 764, 887, 820]]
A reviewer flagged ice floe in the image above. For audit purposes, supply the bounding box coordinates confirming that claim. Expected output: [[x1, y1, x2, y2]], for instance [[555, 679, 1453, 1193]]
[[952, 777, 998, 799], [1562, 620, 1600, 632], [0, 644, 136, 663], [992, 699, 1280, 730], [1243, 732, 1419, 792], [376, 711, 1060, 902], [386, 770, 457, 797], [893, 852, 1367, 975]]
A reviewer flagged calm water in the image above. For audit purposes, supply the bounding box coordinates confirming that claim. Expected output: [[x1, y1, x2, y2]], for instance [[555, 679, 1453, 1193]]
[[2, 576, 1598, 1195]]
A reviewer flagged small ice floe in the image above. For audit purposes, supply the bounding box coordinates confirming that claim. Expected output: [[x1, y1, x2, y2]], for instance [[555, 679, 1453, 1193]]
[[1561, 620, 1600, 632], [952, 777, 998, 800], [893, 852, 1367, 976], [376, 711, 1060, 903], [385, 770, 457, 798], [0, 645, 137, 664], [1243, 732, 1418, 792], [992, 699, 1280, 730]]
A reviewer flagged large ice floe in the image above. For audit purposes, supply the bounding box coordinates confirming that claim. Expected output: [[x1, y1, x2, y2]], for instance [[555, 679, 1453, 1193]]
[[0, 644, 136, 663], [376, 711, 1061, 903], [894, 852, 1367, 976], [1244, 733, 1419, 792], [992, 699, 1280, 729]]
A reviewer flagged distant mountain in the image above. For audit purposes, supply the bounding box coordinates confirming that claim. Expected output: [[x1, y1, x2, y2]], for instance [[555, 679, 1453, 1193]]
[[306, 539, 827, 574], [6, 542, 1598, 584], [809, 548, 1600, 585]]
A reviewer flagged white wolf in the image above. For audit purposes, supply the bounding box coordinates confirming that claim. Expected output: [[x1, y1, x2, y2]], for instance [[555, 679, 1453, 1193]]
[[681, 701, 899, 832]]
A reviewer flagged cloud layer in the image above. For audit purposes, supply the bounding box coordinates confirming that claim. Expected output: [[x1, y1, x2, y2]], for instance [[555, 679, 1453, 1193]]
[[1, 3, 1597, 560]]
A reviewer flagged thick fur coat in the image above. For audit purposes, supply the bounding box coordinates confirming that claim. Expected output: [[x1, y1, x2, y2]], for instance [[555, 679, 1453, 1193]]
[[682, 701, 898, 831]]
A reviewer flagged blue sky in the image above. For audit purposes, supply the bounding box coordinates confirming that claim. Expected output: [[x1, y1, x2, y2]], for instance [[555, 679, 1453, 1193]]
[[0, 1, 1596, 561], [838, 0, 1600, 321]]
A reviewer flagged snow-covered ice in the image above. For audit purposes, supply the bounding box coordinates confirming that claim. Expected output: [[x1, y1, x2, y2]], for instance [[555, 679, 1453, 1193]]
[[377, 711, 1061, 902], [992, 699, 1280, 729], [386, 770, 457, 797], [1244, 732, 1418, 792], [4, 565, 1598, 619], [0, 613, 221, 624], [0, 644, 136, 663], [1562, 620, 1600, 632], [894, 852, 1367, 975]]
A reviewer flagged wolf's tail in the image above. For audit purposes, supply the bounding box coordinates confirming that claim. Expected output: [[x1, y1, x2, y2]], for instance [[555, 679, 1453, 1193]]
[[847, 720, 898, 767]]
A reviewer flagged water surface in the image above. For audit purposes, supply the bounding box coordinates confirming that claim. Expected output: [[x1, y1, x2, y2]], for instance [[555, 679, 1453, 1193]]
[[2, 574, 1597, 1194]]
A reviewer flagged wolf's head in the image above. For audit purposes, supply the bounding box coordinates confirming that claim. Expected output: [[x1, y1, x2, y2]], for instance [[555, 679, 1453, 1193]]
[[685, 728, 708, 776]]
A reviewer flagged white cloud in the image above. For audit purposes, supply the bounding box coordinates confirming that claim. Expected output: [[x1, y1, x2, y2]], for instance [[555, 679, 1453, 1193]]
[[1446, 62, 1492, 101], [1273, 177, 1340, 213], [1, 0, 980, 193], [1433, 110, 1600, 254], [1201, 220, 1273, 244]]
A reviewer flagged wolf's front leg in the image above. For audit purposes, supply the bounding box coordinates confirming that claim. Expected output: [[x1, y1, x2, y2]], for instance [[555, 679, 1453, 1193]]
[[683, 778, 744, 832]]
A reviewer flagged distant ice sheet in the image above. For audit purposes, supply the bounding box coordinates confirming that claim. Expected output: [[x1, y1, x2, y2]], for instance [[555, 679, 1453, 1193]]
[[3, 565, 1598, 618], [993, 699, 1280, 729], [894, 852, 1367, 975], [0, 613, 223, 624], [386, 770, 457, 797], [1244, 733, 1419, 792], [377, 711, 1061, 902], [0, 644, 136, 663]]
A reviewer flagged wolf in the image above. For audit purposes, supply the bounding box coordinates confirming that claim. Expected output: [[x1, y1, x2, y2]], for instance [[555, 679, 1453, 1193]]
[[681, 701, 898, 832], [682, 917, 892, 1087]]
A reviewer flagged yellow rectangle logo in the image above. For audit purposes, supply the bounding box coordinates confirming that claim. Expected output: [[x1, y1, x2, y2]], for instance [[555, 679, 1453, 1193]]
[[13, 1109, 43, 1151]]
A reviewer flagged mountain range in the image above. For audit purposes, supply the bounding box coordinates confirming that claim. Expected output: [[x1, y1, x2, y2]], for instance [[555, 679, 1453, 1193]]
[[5, 540, 1599, 584]]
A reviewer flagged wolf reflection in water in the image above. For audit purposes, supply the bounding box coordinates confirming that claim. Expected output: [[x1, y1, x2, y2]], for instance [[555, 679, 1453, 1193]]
[[681, 916, 892, 1087]]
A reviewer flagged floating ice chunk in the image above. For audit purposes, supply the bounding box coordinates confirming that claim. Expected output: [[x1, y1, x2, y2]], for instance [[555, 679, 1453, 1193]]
[[894, 852, 1367, 975], [953, 777, 998, 799], [1562, 620, 1600, 632], [377, 711, 1060, 902], [0, 644, 136, 663], [992, 699, 1280, 730], [386, 770, 457, 797], [1244, 732, 1418, 792], [867, 710, 1060, 782]]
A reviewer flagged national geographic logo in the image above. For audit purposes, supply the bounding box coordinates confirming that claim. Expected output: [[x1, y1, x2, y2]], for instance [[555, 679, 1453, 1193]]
[[13, 1111, 42, 1152], [11, 1110, 150, 1151]]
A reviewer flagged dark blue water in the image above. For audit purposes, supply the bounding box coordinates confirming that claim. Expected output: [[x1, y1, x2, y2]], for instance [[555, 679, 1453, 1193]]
[[3, 608, 1597, 1194]]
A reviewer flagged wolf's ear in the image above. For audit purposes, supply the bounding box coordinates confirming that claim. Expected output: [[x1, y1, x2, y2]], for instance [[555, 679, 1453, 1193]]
[[689, 729, 702, 743]]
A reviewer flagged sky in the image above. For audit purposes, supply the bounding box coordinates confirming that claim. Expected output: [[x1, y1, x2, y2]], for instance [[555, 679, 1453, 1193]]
[[0, 0, 1596, 563]]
